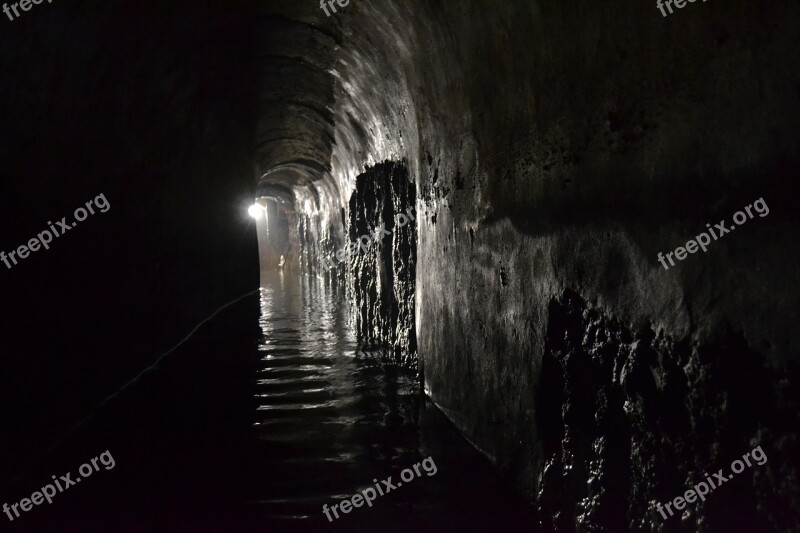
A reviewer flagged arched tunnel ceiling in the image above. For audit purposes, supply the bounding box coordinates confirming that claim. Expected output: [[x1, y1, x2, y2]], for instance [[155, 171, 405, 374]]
[[254, 1, 420, 216], [254, 181, 296, 206]]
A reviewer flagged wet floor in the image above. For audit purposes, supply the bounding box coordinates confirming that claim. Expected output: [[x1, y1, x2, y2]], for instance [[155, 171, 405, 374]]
[[3, 271, 536, 532]]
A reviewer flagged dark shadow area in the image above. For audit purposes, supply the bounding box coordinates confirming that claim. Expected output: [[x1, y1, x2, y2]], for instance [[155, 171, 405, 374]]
[[1, 272, 537, 532], [0, 0, 259, 490]]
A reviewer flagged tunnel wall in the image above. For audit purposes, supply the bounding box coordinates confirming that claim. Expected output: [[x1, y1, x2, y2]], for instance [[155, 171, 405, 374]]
[[536, 290, 797, 531], [254, 0, 800, 529], [406, 2, 800, 529], [406, 1, 800, 530]]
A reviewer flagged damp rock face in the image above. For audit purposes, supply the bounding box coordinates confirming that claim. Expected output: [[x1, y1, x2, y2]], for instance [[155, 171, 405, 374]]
[[286, 161, 418, 366], [537, 289, 799, 532], [347, 161, 417, 367]]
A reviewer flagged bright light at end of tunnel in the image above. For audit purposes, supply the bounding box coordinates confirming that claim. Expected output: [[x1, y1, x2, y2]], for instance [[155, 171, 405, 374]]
[[248, 204, 264, 219]]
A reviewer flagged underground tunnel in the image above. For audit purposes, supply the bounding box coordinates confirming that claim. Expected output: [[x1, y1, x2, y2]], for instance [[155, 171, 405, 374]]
[[0, 0, 799, 531]]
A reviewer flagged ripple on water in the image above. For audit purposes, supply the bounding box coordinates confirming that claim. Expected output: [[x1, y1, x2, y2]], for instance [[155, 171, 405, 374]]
[[248, 272, 537, 531]]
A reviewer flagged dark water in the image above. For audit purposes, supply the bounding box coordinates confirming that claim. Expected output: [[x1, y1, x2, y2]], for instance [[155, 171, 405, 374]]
[[3, 271, 536, 532], [248, 271, 536, 531]]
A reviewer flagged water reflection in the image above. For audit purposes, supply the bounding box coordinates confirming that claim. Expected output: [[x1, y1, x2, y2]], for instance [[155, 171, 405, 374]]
[[249, 271, 536, 531]]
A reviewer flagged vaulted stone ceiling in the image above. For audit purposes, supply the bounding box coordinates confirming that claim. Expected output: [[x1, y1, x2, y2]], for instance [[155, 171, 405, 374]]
[[253, 1, 419, 222]]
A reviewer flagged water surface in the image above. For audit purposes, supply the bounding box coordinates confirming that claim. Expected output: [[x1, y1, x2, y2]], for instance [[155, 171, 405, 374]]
[[247, 271, 536, 531]]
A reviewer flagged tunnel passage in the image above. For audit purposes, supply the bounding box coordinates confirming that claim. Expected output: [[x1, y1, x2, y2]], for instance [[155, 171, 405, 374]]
[[0, 0, 797, 530], [254, 199, 292, 276], [348, 161, 418, 368], [536, 289, 799, 532]]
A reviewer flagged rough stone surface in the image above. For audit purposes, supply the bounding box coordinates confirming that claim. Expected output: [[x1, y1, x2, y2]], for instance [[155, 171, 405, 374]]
[[538, 289, 799, 531], [254, 0, 800, 528], [347, 161, 417, 366]]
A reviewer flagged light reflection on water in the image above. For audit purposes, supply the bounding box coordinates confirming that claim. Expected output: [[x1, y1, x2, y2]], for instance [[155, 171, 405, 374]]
[[251, 271, 421, 527], [248, 271, 537, 531]]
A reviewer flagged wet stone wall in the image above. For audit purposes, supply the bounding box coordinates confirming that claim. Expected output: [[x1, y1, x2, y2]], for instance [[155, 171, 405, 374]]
[[348, 161, 418, 368], [537, 289, 799, 532]]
